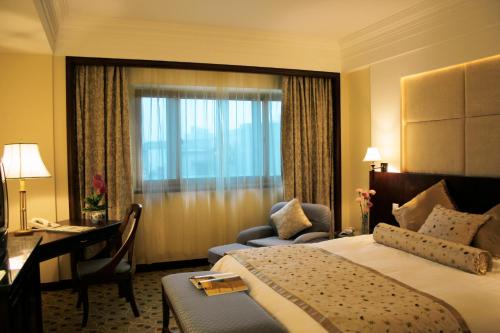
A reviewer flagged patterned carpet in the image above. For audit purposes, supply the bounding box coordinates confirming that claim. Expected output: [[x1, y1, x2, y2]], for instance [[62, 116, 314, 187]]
[[42, 266, 209, 333]]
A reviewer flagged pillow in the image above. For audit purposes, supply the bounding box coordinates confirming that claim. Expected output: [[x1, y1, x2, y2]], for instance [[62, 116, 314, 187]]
[[418, 205, 490, 245], [392, 180, 455, 231], [472, 203, 500, 257], [374, 223, 492, 275], [270, 199, 312, 239]]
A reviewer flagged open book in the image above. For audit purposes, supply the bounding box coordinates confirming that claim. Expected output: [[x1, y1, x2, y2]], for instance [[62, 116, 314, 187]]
[[189, 272, 248, 296]]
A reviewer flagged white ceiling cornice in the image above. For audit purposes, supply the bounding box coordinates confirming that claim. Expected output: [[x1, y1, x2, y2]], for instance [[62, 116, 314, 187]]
[[339, 0, 500, 71], [54, 15, 341, 71], [33, 0, 67, 51], [56, 15, 338, 51]]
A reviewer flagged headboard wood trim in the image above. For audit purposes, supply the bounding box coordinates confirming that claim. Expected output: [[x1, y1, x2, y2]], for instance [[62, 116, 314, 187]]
[[369, 171, 500, 232]]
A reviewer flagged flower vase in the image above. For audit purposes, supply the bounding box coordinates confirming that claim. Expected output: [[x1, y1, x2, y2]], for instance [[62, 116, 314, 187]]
[[86, 210, 106, 223], [361, 213, 370, 235]]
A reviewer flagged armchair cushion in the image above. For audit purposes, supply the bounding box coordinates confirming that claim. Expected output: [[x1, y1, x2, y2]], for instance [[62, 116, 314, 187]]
[[236, 225, 274, 245], [269, 201, 331, 237], [293, 232, 330, 244], [270, 198, 312, 239], [247, 237, 294, 247]]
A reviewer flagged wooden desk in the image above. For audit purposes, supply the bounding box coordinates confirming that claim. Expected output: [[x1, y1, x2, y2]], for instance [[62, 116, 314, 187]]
[[0, 235, 43, 332], [37, 219, 121, 262], [0, 220, 120, 332]]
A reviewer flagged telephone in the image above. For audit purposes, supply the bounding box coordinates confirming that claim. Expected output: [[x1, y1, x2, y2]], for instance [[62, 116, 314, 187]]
[[29, 218, 61, 230], [338, 227, 355, 238]]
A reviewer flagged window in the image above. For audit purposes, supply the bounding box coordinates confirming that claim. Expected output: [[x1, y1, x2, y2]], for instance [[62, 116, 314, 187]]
[[136, 89, 281, 191]]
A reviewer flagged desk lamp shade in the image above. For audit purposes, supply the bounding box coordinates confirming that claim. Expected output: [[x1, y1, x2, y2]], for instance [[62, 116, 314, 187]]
[[2, 144, 50, 179], [1, 143, 50, 233]]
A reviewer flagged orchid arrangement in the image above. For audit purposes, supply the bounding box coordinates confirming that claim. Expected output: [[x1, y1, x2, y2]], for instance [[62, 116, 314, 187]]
[[82, 174, 107, 212], [355, 188, 376, 234]]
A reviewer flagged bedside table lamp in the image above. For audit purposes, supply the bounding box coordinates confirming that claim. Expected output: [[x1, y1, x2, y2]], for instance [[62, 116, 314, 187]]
[[1, 143, 51, 235], [363, 147, 382, 171]]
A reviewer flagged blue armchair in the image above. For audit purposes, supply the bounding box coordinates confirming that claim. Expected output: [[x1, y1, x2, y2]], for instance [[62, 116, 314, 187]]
[[236, 202, 331, 247]]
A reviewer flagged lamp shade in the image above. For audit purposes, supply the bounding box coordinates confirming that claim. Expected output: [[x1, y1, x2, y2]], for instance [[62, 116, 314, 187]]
[[363, 147, 382, 162], [1, 143, 51, 179]]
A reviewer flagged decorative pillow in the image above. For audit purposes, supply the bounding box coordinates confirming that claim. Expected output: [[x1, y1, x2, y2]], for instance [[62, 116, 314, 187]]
[[418, 205, 490, 245], [374, 223, 492, 275], [270, 199, 312, 240], [472, 203, 500, 257], [392, 180, 455, 231]]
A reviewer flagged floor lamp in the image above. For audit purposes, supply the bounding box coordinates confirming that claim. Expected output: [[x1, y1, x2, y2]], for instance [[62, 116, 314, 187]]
[[1, 143, 51, 236]]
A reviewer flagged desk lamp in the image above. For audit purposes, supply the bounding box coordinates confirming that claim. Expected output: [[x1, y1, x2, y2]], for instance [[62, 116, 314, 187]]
[[1, 143, 51, 235]]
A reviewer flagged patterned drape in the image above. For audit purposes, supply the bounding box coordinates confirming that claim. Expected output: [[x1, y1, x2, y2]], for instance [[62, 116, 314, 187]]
[[281, 76, 334, 209], [75, 65, 132, 220]]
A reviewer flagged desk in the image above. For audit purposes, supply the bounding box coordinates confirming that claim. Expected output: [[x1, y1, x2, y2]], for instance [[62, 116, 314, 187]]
[[37, 219, 121, 262], [0, 220, 121, 332], [0, 235, 43, 332]]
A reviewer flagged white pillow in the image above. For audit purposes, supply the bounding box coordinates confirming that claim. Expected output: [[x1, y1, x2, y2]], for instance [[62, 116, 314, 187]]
[[271, 199, 312, 240]]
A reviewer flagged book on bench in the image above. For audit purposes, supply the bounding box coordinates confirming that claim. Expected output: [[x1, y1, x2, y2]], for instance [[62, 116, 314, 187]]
[[189, 273, 248, 296]]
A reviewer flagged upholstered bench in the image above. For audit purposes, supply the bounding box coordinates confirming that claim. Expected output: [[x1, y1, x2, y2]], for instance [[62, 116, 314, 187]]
[[161, 271, 286, 333], [207, 243, 252, 265]]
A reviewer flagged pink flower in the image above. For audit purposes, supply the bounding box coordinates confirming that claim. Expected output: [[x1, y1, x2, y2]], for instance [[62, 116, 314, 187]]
[[355, 188, 363, 193], [97, 184, 107, 195], [369, 189, 376, 195], [362, 192, 369, 199], [367, 201, 373, 208], [92, 174, 106, 194]]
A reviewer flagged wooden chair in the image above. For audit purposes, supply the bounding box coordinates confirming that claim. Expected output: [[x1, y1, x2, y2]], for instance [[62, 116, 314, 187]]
[[75, 204, 138, 262], [75, 203, 142, 327]]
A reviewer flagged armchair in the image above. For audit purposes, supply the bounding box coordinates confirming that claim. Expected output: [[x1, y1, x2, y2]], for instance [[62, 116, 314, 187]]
[[236, 202, 331, 247]]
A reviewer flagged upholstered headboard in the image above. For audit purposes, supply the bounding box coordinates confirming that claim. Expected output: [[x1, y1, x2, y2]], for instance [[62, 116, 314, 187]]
[[401, 55, 500, 177], [369, 171, 500, 231]]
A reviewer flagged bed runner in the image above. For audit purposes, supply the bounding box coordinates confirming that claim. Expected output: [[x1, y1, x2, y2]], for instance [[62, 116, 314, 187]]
[[229, 245, 470, 333]]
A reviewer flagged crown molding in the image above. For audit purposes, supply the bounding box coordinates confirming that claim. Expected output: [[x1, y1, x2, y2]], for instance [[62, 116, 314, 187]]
[[55, 15, 341, 71], [339, 0, 500, 71], [57, 15, 338, 51], [33, 0, 68, 52]]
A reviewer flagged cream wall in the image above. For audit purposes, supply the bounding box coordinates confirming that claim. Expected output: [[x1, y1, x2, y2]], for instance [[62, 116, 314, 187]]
[[340, 68, 371, 231], [0, 53, 69, 282]]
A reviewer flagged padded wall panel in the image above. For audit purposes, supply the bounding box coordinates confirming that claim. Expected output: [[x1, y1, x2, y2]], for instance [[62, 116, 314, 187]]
[[405, 119, 464, 175], [465, 115, 500, 177], [404, 66, 464, 122], [466, 56, 500, 117]]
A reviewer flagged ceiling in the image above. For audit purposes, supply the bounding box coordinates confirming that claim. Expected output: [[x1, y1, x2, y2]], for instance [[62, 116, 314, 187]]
[[0, 0, 423, 55], [0, 0, 51, 53]]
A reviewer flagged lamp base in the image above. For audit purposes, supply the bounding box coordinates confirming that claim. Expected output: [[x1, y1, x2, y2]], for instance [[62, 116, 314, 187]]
[[13, 229, 34, 236]]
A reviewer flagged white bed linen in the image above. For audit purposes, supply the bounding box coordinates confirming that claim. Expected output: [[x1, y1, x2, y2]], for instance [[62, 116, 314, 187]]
[[213, 235, 500, 333]]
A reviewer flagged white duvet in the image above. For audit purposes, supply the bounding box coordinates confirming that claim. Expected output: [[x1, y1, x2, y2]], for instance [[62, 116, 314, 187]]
[[213, 235, 500, 333]]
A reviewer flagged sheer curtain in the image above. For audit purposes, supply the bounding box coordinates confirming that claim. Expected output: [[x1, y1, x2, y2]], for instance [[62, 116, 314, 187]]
[[129, 68, 283, 263]]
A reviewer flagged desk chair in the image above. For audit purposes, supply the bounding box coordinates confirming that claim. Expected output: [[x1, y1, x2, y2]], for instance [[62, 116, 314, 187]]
[[72, 204, 139, 293], [75, 203, 142, 327]]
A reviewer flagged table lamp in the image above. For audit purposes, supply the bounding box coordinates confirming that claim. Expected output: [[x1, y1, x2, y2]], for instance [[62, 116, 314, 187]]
[[363, 147, 386, 171], [1, 143, 51, 235]]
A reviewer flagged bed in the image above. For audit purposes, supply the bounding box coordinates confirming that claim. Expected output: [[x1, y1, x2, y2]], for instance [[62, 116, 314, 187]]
[[212, 172, 500, 333]]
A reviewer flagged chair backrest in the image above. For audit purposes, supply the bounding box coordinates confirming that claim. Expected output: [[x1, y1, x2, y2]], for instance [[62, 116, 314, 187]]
[[268, 202, 331, 237], [97, 203, 142, 277]]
